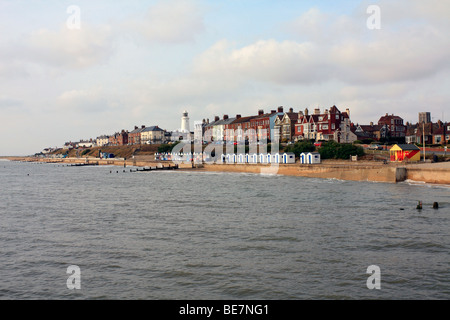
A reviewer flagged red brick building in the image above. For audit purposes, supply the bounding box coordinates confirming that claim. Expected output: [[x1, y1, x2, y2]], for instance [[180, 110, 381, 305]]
[[109, 130, 129, 146], [129, 125, 146, 145], [377, 113, 406, 138], [294, 106, 355, 143]]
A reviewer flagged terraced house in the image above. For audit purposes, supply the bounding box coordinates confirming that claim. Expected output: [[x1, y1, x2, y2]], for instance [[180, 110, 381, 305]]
[[140, 126, 165, 144], [294, 106, 356, 143]]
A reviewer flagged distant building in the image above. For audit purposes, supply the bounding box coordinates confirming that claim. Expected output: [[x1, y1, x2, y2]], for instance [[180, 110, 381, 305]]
[[377, 113, 406, 138], [418, 112, 431, 124], [77, 140, 94, 148], [96, 135, 109, 147], [141, 126, 165, 144], [181, 110, 190, 133], [274, 108, 298, 142], [406, 120, 448, 145], [109, 130, 128, 146], [129, 125, 146, 145], [294, 105, 356, 143]]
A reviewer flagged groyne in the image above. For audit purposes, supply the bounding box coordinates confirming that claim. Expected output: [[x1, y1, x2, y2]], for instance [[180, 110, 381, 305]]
[[5, 157, 450, 185]]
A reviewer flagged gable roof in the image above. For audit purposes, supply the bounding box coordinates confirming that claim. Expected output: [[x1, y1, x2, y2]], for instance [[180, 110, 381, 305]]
[[141, 126, 164, 132], [392, 144, 420, 151]]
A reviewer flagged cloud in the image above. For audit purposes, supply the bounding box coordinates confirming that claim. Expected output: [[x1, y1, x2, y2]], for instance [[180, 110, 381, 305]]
[[0, 23, 115, 77], [56, 88, 114, 113], [0, 96, 23, 110], [192, 4, 450, 86], [124, 0, 205, 43]]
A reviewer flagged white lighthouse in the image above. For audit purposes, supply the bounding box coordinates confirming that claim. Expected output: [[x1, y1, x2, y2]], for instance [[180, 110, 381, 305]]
[[181, 110, 190, 133]]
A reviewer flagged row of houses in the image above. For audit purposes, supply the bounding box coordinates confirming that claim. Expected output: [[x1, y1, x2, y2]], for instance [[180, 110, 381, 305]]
[[352, 113, 449, 145], [196, 107, 448, 146], [195, 105, 357, 145], [62, 125, 167, 149], [104, 125, 166, 146]]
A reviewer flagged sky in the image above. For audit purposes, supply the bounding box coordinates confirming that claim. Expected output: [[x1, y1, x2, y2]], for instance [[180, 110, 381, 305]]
[[1, 0, 449, 155]]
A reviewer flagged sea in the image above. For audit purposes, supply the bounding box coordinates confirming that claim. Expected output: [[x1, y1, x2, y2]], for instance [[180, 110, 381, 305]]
[[0, 159, 449, 300]]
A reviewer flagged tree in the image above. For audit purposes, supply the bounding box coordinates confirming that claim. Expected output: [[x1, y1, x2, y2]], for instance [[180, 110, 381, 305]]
[[318, 141, 364, 159], [284, 141, 316, 157]]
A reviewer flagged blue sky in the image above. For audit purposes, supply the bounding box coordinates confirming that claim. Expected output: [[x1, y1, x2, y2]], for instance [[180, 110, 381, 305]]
[[1, 0, 449, 155]]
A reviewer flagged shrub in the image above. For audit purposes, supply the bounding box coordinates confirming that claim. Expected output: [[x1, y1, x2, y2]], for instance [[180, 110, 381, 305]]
[[284, 141, 316, 157], [157, 141, 180, 153], [319, 141, 365, 160]]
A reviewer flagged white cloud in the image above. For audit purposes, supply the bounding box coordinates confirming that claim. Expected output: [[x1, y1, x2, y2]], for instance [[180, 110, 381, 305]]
[[0, 23, 115, 77], [192, 4, 450, 86], [124, 0, 205, 43]]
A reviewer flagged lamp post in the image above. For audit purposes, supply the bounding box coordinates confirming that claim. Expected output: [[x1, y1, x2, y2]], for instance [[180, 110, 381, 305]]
[[423, 122, 426, 162]]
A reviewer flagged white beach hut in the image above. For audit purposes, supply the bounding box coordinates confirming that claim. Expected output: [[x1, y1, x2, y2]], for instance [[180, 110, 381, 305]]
[[300, 153, 307, 164], [259, 153, 267, 164], [282, 152, 296, 164], [307, 152, 321, 164], [248, 153, 258, 164], [237, 153, 246, 164], [271, 153, 280, 164]]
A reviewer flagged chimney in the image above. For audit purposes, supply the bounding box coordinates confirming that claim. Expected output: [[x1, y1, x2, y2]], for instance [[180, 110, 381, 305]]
[[258, 109, 264, 116], [223, 114, 229, 120], [271, 110, 276, 114], [370, 122, 374, 126], [134, 126, 138, 130], [298, 111, 304, 118], [142, 125, 145, 129], [314, 108, 320, 115], [346, 108, 350, 118], [236, 114, 241, 119], [289, 108, 293, 113], [207, 118, 209, 124], [385, 113, 388, 117], [277, 106, 284, 113], [325, 109, 328, 114], [214, 116, 219, 122], [304, 108, 309, 116]]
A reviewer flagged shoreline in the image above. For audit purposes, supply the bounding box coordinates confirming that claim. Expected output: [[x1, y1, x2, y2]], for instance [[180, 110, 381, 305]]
[[4, 156, 450, 185]]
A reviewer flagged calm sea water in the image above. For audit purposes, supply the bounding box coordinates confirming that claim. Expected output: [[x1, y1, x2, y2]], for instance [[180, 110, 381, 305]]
[[0, 159, 449, 300]]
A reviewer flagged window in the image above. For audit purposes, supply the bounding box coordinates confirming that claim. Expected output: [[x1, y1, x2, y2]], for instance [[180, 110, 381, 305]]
[[336, 115, 339, 120], [322, 124, 328, 130], [331, 123, 335, 130], [319, 116, 323, 121]]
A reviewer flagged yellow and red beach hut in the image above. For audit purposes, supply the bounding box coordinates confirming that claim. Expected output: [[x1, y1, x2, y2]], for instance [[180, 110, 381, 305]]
[[389, 144, 421, 162]]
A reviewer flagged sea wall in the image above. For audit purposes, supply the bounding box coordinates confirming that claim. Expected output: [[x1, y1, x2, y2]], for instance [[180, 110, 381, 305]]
[[405, 168, 450, 184], [199, 163, 405, 183]]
